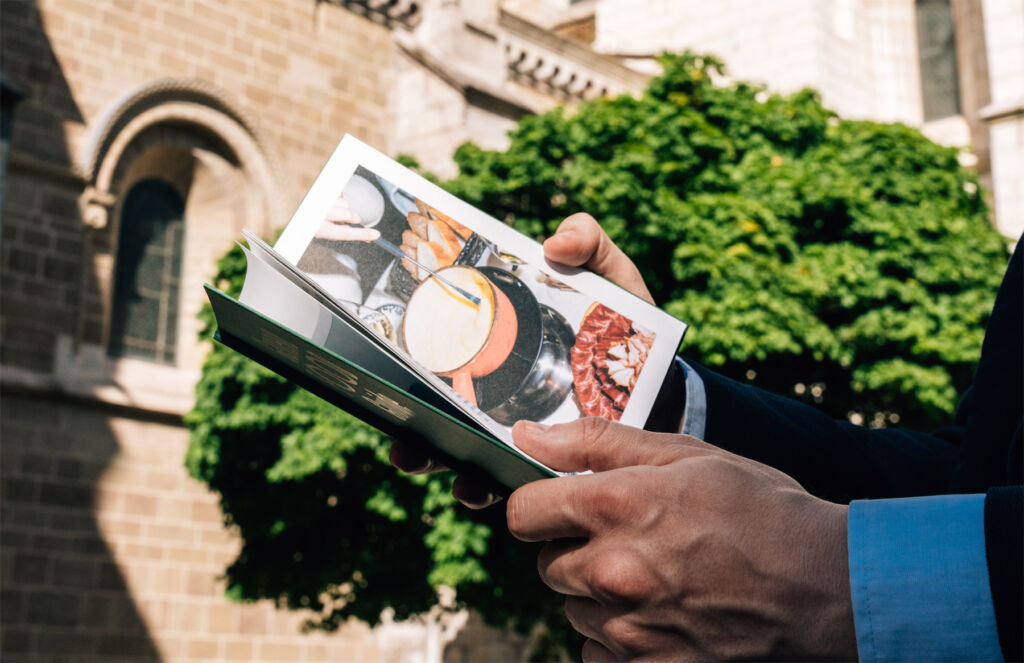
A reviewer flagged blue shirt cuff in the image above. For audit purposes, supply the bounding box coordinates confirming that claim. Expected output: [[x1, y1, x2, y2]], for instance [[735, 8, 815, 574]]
[[848, 494, 1003, 663], [676, 357, 707, 439]]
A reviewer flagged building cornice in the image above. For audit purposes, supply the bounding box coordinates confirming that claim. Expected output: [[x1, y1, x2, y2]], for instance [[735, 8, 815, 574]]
[[979, 97, 1024, 123], [8, 149, 86, 186], [499, 9, 650, 99], [323, 0, 421, 28], [0, 365, 188, 425], [393, 30, 547, 116]]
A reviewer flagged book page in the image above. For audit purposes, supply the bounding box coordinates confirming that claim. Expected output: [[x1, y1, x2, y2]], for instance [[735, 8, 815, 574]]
[[273, 135, 688, 437], [239, 234, 520, 449]]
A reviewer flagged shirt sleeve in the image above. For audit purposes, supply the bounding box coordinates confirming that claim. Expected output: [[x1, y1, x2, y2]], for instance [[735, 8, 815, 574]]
[[848, 494, 1004, 662], [676, 357, 707, 439]]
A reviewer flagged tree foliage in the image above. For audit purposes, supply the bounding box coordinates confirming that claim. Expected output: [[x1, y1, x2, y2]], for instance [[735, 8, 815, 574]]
[[186, 53, 1008, 654], [447, 53, 1007, 427]]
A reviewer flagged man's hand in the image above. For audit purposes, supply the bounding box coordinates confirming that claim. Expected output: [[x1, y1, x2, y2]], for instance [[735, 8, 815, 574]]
[[507, 418, 858, 662], [390, 213, 653, 507], [544, 213, 654, 305], [387, 442, 499, 509]]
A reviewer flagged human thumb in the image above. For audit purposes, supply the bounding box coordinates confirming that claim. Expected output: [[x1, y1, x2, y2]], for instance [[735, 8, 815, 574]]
[[512, 418, 708, 473]]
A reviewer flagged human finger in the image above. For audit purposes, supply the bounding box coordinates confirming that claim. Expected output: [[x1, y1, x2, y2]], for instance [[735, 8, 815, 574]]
[[543, 213, 653, 304], [534, 539, 592, 597], [506, 474, 594, 542], [540, 541, 660, 605], [580, 638, 619, 663], [388, 441, 503, 508], [567, 598, 657, 661], [512, 418, 711, 473], [452, 475, 502, 510], [388, 439, 448, 474], [508, 467, 673, 542], [564, 598, 614, 650]]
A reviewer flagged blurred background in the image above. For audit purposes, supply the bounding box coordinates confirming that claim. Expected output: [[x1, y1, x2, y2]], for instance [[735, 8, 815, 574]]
[[1, 0, 1021, 661]]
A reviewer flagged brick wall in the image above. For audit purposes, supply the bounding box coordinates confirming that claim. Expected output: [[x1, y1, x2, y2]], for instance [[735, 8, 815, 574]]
[[0, 1, 400, 660], [0, 168, 81, 373], [1, 394, 381, 661], [1, 0, 395, 375], [0, 0, 541, 657]]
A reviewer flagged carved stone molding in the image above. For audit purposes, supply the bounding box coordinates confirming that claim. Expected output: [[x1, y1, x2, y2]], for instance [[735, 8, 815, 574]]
[[65, 77, 286, 407], [323, 0, 422, 28], [76, 78, 283, 232], [499, 10, 649, 103], [80, 186, 116, 229], [78, 79, 273, 179]]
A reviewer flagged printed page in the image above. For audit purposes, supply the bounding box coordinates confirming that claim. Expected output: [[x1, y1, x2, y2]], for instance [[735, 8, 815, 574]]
[[239, 233, 519, 448], [235, 248, 491, 435], [207, 287, 557, 489], [273, 135, 688, 438]]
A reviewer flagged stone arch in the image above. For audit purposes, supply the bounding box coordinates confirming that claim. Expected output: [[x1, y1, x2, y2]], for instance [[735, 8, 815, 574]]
[[74, 79, 282, 373], [78, 78, 282, 232]]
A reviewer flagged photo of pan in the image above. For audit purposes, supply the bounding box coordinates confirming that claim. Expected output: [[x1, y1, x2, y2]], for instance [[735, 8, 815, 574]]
[[472, 267, 575, 424], [402, 266, 518, 408]]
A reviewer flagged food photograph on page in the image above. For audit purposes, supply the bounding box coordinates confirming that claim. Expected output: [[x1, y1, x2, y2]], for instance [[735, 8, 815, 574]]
[[293, 165, 658, 429]]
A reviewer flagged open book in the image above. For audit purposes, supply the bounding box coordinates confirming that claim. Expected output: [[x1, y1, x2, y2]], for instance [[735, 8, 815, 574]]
[[205, 135, 688, 491]]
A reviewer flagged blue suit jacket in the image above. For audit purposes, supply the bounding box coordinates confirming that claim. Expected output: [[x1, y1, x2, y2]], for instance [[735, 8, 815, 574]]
[[690, 239, 1022, 660]]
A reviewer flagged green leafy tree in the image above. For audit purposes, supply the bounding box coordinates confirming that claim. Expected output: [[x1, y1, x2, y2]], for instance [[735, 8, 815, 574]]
[[185, 53, 1009, 656]]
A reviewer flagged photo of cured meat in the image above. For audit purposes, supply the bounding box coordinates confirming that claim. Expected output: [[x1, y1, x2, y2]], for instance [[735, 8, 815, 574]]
[[570, 304, 656, 421], [398, 200, 475, 281]]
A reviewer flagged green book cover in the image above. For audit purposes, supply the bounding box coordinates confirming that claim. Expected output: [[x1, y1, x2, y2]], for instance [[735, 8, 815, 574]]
[[205, 285, 557, 492]]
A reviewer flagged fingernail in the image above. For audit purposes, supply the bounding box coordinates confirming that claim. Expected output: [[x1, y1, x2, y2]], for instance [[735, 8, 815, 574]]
[[465, 493, 500, 510], [520, 421, 551, 436], [401, 456, 436, 474], [414, 459, 435, 473]]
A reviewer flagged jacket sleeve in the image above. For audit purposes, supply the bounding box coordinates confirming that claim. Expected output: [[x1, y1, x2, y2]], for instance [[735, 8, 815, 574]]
[[985, 485, 1023, 662], [691, 362, 962, 503], [690, 239, 1023, 503]]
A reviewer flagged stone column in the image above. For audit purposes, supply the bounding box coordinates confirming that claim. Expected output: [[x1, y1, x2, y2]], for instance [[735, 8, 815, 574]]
[[979, 0, 1024, 238]]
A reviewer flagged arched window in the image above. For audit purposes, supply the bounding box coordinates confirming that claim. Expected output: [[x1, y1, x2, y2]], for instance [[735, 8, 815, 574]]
[[108, 179, 185, 364]]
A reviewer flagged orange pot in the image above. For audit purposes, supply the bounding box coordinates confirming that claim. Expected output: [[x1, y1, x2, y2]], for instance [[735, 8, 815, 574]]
[[403, 266, 518, 408]]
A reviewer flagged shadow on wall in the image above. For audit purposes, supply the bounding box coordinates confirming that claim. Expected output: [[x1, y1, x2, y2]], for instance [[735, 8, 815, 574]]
[[0, 0, 160, 660], [0, 0, 85, 374], [0, 395, 163, 661]]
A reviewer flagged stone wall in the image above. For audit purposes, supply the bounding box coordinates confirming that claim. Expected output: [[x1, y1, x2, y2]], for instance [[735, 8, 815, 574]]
[[3, 1, 1018, 660], [1, 0, 394, 377], [592, 0, 925, 125], [0, 2, 649, 660], [588, 0, 1021, 237], [1, 1, 398, 661], [980, 0, 1024, 239], [1, 394, 380, 661]]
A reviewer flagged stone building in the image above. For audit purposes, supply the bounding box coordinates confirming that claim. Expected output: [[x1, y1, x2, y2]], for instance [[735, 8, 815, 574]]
[[519, 0, 1022, 237], [0, 1, 640, 661], [1, 1, 1020, 662]]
